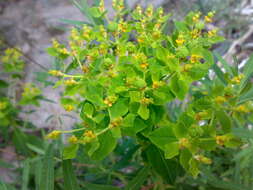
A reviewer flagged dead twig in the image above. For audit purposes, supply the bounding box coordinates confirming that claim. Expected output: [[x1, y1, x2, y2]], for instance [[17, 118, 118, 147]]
[[223, 25, 253, 64]]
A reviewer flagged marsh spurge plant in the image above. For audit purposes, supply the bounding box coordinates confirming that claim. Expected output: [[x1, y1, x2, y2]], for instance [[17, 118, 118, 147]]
[[47, 1, 251, 179]]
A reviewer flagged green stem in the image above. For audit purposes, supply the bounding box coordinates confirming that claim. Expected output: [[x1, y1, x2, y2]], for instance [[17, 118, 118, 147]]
[[62, 74, 84, 78]]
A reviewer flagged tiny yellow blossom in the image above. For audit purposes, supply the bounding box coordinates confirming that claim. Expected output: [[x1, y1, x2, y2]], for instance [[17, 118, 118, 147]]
[[182, 64, 193, 72], [136, 5, 142, 15], [216, 135, 227, 146], [84, 130, 96, 138], [176, 34, 185, 46], [82, 65, 89, 73], [215, 96, 226, 104], [140, 62, 148, 69], [205, 11, 215, 23], [59, 48, 70, 55], [68, 135, 78, 144], [176, 39, 185, 46], [64, 105, 74, 112], [52, 39, 60, 48], [192, 12, 201, 22], [110, 117, 123, 128], [194, 155, 212, 164], [104, 96, 117, 107], [190, 54, 203, 64], [48, 70, 63, 77], [179, 138, 189, 149], [0, 101, 8, 110], [152, 81, 164, 89], [234, 105, 250, 113], [146, 5, 153, 17], [141, 97, 153, 105], [46, 130, 62, 139], [64, 79, 78, 86], [195, 111, 209, 121], [99, 0, 105, 12], [231, 74, 244, 84], [208, 29, 218, 37], [191, 29, 201, 39]]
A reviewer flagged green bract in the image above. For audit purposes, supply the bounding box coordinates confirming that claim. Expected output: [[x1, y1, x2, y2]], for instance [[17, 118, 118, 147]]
[[47, 1, 252, 178]]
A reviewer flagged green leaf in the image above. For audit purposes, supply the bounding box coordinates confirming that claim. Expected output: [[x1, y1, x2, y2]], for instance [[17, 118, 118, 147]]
[[164, 142, 179, 159], [91, 131, 117, 160], [129, 91, 142, 103], [84, 183, 120, 190], [63, 144, 79, 160], [145, 145, 183, 185], [180, 149, 192, 170], [0, 80, 8, 88], [214, 51, 233, 76], [148, 126, 177, 150], [89, 7, 102, 18], [238, 85, 253, 104], [199, 138, 216, 151], [35, 159, 43, 190], [232, 128, 253, 139], [189, 158, 199, 178], [174, 21, 188, 32], [85, 84, 104, 106], [62, 160, 80, 190], [122, 113, 136, 127], [0, 181, 8, 190], [170, 74, 188, 100], [125, 166, 149, 190], [81, 102, 94, 118], [109, 98, 129, 119], [216, 110, 232, 133], [12, 128, 30, 156], [21, 159, 30, 190], [240, 54, 253, 91], [131, 117, 148, 134], [60, 18, 92, 26], [39, 144, 55, 190], [137, 104, 149, 120], [212, 63, 227, 85]]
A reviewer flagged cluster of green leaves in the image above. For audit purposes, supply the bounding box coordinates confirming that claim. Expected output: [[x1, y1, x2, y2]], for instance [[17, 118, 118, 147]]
[[46, 0, 253, 183], [0, 48, 42, 129]]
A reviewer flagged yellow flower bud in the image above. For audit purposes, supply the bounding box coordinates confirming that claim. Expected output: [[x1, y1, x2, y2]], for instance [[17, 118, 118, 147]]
[[215, 96, 226, 104], [234, 105, 250, 113], [179, 138, 189, 149], [152, 81, 164, 89], [59, 48, 70, 55], [82, 65, 89, 73], [64, 105, 74, 112], [52, 39, 60, 48], [48, 70, 63, 77], [216, 135, 227, 146], [64, 79, 78, 86], [194, 155, 212, 164], [192, 12, 201, 22], [190, 54, 203, 64], [191, 29, 201, 39], [208, 29, 218, 37], [0, 101, 8, 110], [141, 97, 153, 105], [68, 135, 78, 144], [46, 130, 62, 139], [140, 62, 148, 69], [176, 39, 185, 46], [84, 130, 96, 138], [110, 117, 123, 128]]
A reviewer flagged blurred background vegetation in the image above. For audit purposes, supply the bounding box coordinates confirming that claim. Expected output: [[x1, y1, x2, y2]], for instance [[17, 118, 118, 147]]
[[0, 0, 253, 189]]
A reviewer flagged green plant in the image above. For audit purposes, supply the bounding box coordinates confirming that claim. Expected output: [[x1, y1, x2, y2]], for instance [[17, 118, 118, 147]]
[[45, 0, 253, 188]]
